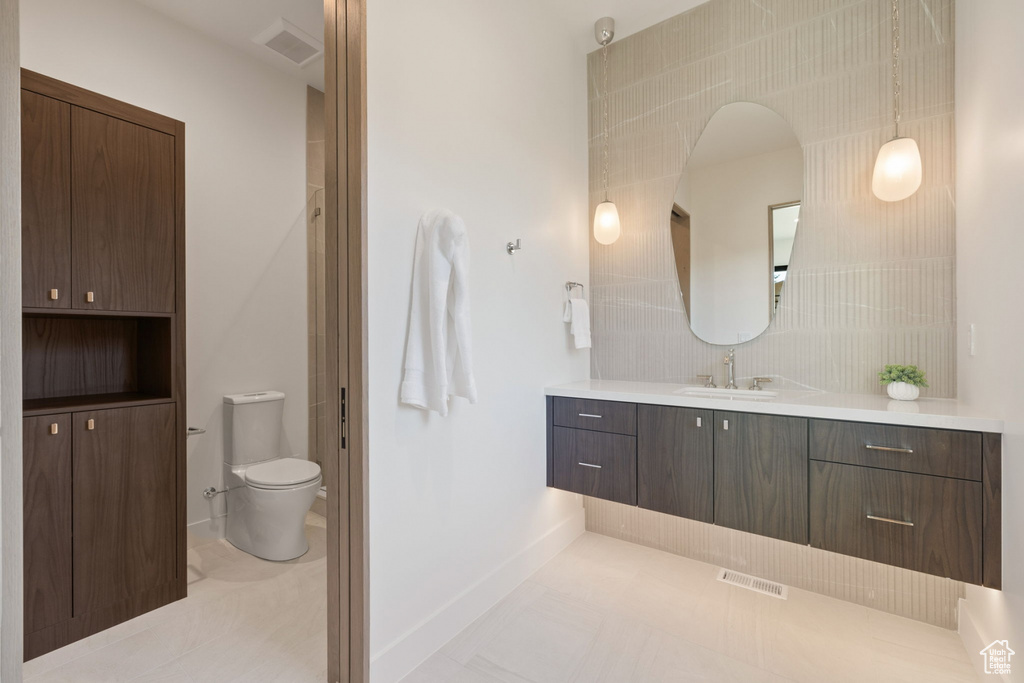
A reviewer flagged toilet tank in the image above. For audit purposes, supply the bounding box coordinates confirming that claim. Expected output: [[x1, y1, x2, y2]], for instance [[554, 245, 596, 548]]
[[223, 391, 285, 465]]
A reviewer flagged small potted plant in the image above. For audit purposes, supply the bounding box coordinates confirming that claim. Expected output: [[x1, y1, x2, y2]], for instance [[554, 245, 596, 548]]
[[878, 364, 928, 401]]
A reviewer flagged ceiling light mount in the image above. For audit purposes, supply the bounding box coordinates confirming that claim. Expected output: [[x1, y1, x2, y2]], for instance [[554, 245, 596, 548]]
[[593, 17, 621, 246]]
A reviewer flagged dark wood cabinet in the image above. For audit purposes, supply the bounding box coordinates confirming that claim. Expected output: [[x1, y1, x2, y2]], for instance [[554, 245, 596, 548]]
[[713, 412, 808, 544], [20, 90, 71, 309], [809, 460, 982, 584], [21, 70, 186, 660], [638, 405, 713, 523], [552, 427, 636, 505], [546, 396, 1001, 589], [73, 404, 177, 614], [71, 108, 176, 313], [22, 415, 73, 634]]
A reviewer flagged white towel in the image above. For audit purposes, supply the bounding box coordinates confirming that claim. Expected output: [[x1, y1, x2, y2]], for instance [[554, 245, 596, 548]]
[[564, 295, 591, 349], [400, 209, 477, 416]]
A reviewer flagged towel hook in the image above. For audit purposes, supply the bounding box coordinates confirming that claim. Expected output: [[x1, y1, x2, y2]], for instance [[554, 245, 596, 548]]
[[506, 238, 523, 255]]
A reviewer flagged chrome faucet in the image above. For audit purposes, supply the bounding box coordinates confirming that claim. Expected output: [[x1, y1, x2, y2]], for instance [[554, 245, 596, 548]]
[[723, 349, 737, 389]]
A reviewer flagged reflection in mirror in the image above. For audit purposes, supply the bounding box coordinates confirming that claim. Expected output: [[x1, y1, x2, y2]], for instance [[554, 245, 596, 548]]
[[671, 102, 803, 345]]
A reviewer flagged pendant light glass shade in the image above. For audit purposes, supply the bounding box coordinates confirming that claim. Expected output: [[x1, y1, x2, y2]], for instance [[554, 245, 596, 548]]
[[593, 201, 621, 245], [872, 136, 922, 202]]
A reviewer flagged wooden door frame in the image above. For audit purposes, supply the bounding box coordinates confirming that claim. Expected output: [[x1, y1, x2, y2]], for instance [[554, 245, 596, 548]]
[[324, 0, 368, 681]]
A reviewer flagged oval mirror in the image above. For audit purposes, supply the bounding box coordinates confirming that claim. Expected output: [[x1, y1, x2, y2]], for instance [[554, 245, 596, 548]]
[[670, 102, 803, 345]]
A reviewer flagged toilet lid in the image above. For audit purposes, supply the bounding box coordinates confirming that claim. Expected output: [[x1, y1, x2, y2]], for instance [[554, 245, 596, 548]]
[[246, 458, 321, 488]]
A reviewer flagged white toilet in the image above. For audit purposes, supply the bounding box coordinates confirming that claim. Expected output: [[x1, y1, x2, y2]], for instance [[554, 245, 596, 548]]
[[223, 391, 321, 561]]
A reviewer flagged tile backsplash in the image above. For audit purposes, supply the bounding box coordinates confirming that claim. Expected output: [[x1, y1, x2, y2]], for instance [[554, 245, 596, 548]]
[[587, 0, 956, 397]]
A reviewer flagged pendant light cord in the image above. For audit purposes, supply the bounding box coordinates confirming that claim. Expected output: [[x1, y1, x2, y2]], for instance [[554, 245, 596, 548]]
[[891, 0, 901, 138], [602, 43, 610, 202]]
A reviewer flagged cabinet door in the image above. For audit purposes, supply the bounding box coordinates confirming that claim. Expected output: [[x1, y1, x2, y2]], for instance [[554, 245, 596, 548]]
[[23, 415, 73, 633], [73, 404, 176, 615], [552, 427, 637, 505], [638, 405, 713, 522], [71, 107, 175, 313], [21, 90, 71, 309], [714, 412, 808, 544]]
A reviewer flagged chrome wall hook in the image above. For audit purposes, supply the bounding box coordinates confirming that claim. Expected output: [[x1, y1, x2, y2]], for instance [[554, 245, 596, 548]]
[[506, 238, 523, 255]]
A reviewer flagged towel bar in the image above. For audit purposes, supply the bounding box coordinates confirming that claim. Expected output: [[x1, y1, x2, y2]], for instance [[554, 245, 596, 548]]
[[565, 281, 584, 296]]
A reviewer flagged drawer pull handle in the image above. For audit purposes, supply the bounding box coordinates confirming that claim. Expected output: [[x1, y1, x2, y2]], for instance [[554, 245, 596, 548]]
[[696, 417, 702, 428], [577, 462, 602, 469], [578, 413, 602, 419], [866, 445, 914, 454], [867, 514, 914, 527]]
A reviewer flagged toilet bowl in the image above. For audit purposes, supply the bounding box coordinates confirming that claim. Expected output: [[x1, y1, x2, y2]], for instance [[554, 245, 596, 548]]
[[225, 457, 321, 561], [222, 391, 322, 561]]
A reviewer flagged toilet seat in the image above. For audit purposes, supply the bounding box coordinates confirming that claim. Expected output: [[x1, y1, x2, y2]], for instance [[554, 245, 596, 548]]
[[245, 457, 321, 490]]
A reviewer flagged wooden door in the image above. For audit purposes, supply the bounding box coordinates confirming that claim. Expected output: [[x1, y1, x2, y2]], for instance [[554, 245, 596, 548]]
[[23, 414, 73, 634], [21, 90, 71, 309], [714, 412, 808, 544], [638, 405, 713, 522], [73, 404, 176, 614], [71, 107, 175, 313]]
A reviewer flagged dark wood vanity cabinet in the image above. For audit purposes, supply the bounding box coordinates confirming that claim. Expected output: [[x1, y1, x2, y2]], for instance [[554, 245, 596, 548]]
[[547, 397, 1001, 589], [637, 405, 713, 523], [714, 412, 808, 544], [20, 70, 186, 660]]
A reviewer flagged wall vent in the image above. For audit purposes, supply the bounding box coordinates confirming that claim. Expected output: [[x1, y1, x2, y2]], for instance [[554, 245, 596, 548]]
[[252, 18, 323, 67], [716, 568, 788, 600]]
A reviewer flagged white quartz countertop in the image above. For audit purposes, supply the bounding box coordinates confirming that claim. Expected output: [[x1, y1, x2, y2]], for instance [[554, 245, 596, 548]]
[[545, 380, 1004, 433]]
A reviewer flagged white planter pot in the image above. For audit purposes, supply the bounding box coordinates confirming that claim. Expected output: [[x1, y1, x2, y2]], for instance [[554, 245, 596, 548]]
[[886, 382, 920, 401]]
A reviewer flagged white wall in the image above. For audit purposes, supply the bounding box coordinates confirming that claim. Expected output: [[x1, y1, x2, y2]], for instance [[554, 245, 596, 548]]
[[19, 0, 310, 535], [0, 0, 23, 677], [685, 146, 802, 344], [956, 0, 1024, 678], [367, 1, 590, 680]]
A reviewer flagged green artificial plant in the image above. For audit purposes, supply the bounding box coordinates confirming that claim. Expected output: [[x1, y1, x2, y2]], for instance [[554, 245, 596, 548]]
[[878, 364, 928, 388]]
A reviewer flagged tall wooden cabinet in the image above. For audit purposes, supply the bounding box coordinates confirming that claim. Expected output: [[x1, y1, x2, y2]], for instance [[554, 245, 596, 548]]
[[20, 70, 186, 660]]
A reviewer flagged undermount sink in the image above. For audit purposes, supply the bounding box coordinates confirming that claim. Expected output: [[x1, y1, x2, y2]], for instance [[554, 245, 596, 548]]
[[674, 386, 778, 400]]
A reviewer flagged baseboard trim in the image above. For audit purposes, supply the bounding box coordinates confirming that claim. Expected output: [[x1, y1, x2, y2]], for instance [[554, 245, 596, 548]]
[[369, 506, 586, 683], [959, 597, 1008, 681], [187, 515, 225, 547]]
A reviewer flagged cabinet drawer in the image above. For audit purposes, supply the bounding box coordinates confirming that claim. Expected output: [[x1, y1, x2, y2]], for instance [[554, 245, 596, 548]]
[[809, 461, 982, 584], [552, 427, 636, 505], [809, 419, 981, 481], [553, 398, 636, 435]]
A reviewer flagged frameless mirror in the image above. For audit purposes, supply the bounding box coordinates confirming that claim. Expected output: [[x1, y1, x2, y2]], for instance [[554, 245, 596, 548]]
[[670, 102, 803, 345]]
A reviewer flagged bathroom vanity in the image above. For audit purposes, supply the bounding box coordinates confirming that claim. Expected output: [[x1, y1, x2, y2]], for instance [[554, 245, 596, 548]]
[[546, 381, 1001, 589]]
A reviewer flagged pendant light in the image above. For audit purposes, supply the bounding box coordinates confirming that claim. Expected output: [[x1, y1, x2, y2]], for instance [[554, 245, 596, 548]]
[[872, 0, 922, 202], [593, 17, 620, 245]]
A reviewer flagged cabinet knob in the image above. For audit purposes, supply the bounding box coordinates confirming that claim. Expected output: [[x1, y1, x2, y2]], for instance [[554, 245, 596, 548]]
[[85, 291, 95, 303], [49, 288, 59, 300], [50, 423, 59, 435], [87, 419, 95, 430]]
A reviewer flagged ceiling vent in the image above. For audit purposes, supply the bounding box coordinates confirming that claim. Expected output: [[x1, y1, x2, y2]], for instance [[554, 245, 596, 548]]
[[252, 18, 323, 67]]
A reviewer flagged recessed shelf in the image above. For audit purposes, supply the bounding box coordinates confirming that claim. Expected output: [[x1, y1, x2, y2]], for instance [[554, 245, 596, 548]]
[[23, 392, 174, 417]]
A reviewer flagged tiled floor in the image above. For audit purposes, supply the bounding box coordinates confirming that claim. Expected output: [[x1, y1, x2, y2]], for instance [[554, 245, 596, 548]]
[[402, 533, 979, 683], [23, 514, 328, 683], [23, 524, 979, 683]]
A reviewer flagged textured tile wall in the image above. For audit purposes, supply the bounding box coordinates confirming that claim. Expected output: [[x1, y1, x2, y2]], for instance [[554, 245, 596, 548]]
[[588, 0, 957, 397], [585, 497, 964, 628], [584, 0, 963, 628]]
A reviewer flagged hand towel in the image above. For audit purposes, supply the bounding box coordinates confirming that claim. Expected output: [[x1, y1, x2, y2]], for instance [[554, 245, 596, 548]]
[[400, 209, 477, 416], [567, 296, 591, 349]]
